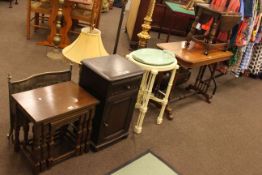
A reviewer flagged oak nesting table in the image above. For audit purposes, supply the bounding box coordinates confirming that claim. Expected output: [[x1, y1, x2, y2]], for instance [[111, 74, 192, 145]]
[[12, 81, 99, 174]]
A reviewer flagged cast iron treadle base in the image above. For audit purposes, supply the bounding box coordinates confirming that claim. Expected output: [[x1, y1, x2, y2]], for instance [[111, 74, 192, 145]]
[[164, 63, 219, 119]]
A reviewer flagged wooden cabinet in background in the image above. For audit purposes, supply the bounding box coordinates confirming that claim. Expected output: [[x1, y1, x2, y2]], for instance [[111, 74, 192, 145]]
[[79, 55, 143, 151], [152, 0, 194, 35]]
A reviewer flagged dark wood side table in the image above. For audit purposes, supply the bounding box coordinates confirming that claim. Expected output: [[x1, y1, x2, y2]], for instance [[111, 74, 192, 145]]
[[79, 55, 143, 151], [157, 41, 233, 118], [12, 81, 99, 174]]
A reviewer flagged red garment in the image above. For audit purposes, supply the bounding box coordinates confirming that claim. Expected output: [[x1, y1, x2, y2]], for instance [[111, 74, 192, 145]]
[[227, 0, 240, 12], [235, 19, 249, 46], [211, 0, 240, 42], [211, 0, 227, 11], [202, 18, 214, 31], [217, 32, 228, 42]]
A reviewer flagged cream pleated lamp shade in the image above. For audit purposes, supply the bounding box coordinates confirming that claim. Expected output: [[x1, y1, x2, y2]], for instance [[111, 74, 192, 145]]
[[62, 27, 109, 64]]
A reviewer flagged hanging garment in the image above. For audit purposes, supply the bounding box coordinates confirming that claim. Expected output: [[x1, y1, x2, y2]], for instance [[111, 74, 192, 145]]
[[231, 46, 246, 77], [255, 26, 262, 42], [248, 43, 262, 75], [229, 47, 240, 66], [251, 13, 262, 42], [227, 0, 240, 12], [244, 0, 255, 17], [239, 0, 245, 20], [217, 32, 228, 42], [211, 0, 227, 11], [201, 17, 213, 31], [230, 23, 241, 45], [235, 19, 249, 46], [239, 42, 255, 71]]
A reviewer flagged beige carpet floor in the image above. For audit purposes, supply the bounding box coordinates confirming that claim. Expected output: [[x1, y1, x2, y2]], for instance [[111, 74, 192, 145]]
[[0, 1, 262, 175]]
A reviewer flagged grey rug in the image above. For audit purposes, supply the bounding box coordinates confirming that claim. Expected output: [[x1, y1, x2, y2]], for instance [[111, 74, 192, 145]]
[[109, 151, 179, 175]]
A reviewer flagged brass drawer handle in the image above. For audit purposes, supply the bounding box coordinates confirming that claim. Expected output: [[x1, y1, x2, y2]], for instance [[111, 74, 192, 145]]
[[126, 85, 131, 90]]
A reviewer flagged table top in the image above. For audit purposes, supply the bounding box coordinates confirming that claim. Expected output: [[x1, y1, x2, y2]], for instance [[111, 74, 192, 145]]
[[81, 55, 144, 82], [157, 41, 233, 68], [165, 1, 195, 16], [12, 81, 99, 123]]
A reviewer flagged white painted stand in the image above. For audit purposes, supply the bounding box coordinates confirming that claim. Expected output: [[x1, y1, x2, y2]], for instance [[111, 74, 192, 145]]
[[127, 54, 179, 134]]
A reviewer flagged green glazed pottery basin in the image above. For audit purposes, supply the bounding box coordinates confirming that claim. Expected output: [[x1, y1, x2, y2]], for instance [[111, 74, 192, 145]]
[[131, 48, 175, 66]]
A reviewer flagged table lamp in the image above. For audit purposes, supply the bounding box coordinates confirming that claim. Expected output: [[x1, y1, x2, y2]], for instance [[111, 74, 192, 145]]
[[62, 26, 109, 64]]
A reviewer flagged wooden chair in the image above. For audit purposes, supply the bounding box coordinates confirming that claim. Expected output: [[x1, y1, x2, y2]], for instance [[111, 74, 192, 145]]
[[71, 0, 102, 33], [7, 65, 72, 141], [26, 0, 52, 39]]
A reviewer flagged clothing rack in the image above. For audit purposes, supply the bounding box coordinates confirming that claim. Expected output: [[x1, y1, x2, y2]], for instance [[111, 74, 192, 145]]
[[229, 0, 262, 78]]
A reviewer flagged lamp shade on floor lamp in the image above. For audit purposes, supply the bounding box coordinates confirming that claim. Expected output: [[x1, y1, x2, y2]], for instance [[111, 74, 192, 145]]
[[62, 27, 109, 64]]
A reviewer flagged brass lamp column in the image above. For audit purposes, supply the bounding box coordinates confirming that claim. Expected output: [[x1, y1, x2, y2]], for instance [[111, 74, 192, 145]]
[[47, 0, 65, 60], [53, 0, 64, 47], [137, 0, 156, 48]]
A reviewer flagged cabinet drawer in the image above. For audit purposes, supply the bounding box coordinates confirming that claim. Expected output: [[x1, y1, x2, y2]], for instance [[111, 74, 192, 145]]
[[108, 76, 142, 97]]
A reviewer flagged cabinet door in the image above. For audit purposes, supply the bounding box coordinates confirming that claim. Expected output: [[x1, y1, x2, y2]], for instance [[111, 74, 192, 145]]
[[100, 93, 137, 142]]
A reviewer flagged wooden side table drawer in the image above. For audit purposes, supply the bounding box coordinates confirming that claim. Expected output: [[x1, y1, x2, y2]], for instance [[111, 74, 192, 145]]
[[108, 77, 142, 97]]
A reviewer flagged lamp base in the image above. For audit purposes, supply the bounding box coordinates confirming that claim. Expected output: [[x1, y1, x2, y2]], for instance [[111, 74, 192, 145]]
[[47, 47, 64, 60]]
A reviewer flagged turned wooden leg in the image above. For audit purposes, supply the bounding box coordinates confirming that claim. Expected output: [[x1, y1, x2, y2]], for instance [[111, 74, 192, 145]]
[[7, 113, 15, 142], [81, 113, 88, 153], [34, 13, 39, 32], [14, 107, 21, 152], [205, 17, 218, 55], [41, 14, 45, 24], [85, 108, 95, 153], [32, 124, 41, 173], [23, 121, 30, 145], [14, 124, 21, 152], [186, 9, 202, 47], [76, 116, 84, 155], [48, 124, 55, 168]]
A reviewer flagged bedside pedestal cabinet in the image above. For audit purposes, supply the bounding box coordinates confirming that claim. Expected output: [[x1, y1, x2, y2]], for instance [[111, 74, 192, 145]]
[[79, 55, 144, 151]]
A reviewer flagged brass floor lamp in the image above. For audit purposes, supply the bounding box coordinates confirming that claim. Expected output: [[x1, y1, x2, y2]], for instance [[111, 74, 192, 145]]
[[137, 0, 156, 48], [47, 0, 65, 60]]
